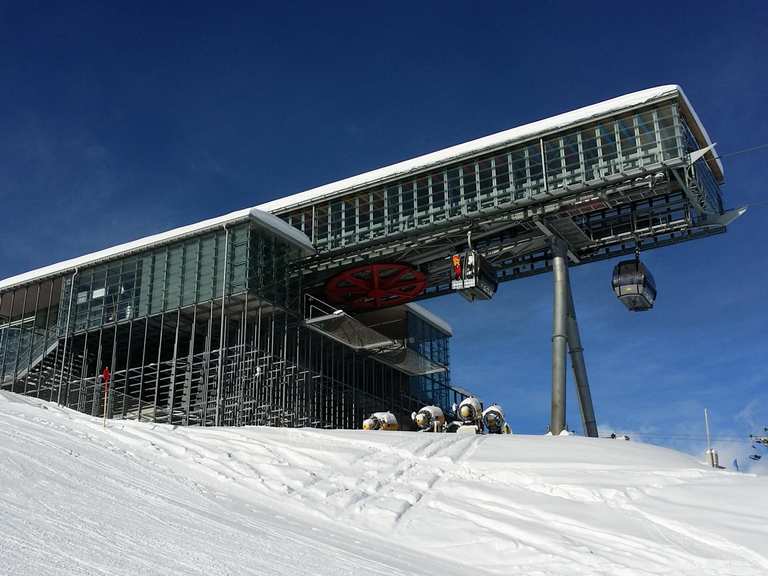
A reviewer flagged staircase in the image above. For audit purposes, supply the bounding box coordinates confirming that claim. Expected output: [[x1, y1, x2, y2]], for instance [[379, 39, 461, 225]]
[[1, 332, 83, 401], [1, 330, 419, 431]]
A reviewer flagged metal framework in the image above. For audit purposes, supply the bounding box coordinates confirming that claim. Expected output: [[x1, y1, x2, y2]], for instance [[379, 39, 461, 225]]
[[267, 88, 738, 436], [0, 86, 741, 434], [0, 218, 466, 429], [274, 93, 730, 293], [550, 239, 598, 436]]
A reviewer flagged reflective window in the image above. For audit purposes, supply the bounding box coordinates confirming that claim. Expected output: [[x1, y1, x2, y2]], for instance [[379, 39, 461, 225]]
[[493, 154, 510, 203], [462, 164, 477, 212], [478, 159, 494, 209], [280, 102, 696, 251], [637, 111, 657, 165], [598, 123, 618, 176], [618, 116, 638, 170]]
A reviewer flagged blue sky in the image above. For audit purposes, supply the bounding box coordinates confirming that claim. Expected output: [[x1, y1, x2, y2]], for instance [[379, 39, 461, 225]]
[[0, 2, 766, 467]]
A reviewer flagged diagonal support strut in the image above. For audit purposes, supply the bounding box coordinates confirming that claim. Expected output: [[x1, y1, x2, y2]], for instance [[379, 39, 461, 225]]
[[550, 239, 598, 437]]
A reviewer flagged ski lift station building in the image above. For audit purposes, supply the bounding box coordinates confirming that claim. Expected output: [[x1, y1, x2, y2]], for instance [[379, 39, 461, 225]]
[[0, 85, 743, 432]]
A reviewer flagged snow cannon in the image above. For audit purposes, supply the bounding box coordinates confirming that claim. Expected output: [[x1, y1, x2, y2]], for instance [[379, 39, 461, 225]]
[[411, 405, 446, 432], [362, 411, 399, 431], [449, 397, 483, 435], [482, 405, 511, 434], [456, 397, 483, 425]]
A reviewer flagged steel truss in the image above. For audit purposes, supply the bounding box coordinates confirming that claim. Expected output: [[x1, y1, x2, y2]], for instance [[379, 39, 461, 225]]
[[549, 239, 598, 436], [1, 294, 458, 429], [298, 165, 728, 299]]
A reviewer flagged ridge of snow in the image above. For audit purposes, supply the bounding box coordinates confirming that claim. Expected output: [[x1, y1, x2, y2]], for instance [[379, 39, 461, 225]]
[[255, 85, 702, 214], [2, 390, 766, 575], [0, 85, 717, 293], [0, 208, 314, 292], [247, 208, 315, 254]]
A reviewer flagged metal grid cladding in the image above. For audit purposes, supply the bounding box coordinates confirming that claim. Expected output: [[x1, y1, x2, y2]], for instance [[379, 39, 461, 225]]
[[277, 93, 733, 307], [0, 219, 465, 428], [282, 103, 698, 249], [0, 86, 737, 431], [406, 308, 453, 411]]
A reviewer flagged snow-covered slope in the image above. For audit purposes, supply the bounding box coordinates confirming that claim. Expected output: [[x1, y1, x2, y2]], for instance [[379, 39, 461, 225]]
[[1, 391, 766, 576]]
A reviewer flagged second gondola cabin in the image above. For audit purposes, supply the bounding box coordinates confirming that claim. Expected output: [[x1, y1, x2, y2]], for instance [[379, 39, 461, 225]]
[[612, 259, 657, 311]]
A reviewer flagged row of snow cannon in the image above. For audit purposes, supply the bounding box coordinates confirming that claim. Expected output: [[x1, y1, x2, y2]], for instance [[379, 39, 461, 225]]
[[362, 397, 511, 434]]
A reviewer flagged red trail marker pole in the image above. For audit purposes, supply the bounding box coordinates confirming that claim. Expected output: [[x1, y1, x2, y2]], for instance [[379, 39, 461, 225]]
[[101, 367, 111, 428]]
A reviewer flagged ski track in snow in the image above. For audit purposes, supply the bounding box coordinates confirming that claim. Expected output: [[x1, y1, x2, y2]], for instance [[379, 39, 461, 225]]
[[1, 391, 766, 576]]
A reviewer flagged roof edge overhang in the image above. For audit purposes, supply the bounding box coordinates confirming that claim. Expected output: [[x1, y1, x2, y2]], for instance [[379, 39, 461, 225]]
[[256, 85, 723, 214], [0, 208, 314, 292], [0, 85, 722, 293], [675, 86, 724, 182], [405, 303, 453, 336]]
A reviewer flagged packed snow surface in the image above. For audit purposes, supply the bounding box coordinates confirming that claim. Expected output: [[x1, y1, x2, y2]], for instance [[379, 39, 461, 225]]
[[1, 391, 766, 576]]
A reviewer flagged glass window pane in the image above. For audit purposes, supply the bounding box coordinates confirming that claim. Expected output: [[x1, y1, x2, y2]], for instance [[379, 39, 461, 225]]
[[447, 169, 461, 216], [598, 123, 618, 176], [618, 116, 638, 170], [478, 160, 493, 208], [581, 127, 598, 181], [637, 111, 658, 164], [494, 154, 510, 202]]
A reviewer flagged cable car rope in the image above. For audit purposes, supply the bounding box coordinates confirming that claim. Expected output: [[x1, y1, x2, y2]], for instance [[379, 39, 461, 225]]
[[712, 142, 768, 162], [698, 143, 768, 211]]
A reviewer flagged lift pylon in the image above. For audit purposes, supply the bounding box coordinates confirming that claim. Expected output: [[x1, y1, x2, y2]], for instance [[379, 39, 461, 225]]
[[550, 239, 598, 437]]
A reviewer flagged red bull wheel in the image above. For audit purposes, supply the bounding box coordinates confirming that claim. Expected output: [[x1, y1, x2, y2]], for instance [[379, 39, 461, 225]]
[[324, 263, 427, 310]]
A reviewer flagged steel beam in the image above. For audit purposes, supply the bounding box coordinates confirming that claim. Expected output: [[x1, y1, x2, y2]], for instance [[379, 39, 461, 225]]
[[566, 285, 598, 437], [550, 239, 568, 435], [215, 224, 230, 426], [57, 272, 77, 404]]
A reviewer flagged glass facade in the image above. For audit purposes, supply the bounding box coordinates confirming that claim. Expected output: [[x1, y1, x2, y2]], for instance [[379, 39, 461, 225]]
[[681, 119, 724, 215], [1, 92, 728, 430], [406, 310, 463, 411], [1, 217, 463, 429], [0, 278, 62, 393], [281, 102, 719, 252], [52, 223, 302, 336]]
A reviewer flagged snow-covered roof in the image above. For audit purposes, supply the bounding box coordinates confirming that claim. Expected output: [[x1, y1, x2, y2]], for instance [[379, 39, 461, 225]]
[[0, 85, 720, 292], [0, 208, 314, 291], [405, 302, 453, 336], [256, 85, 722, 214], [248, 208, 316, 253]]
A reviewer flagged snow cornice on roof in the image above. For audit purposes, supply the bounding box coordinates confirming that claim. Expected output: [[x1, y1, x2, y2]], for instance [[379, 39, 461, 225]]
[[0, 209, 314, 292], [0, 85, 720, 292], [255, 85, 722, 214]]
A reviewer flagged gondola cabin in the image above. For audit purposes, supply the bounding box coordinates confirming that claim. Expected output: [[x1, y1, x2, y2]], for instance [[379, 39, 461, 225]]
[[451, 250, 498, 302], [612, 259, 657, 311]]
